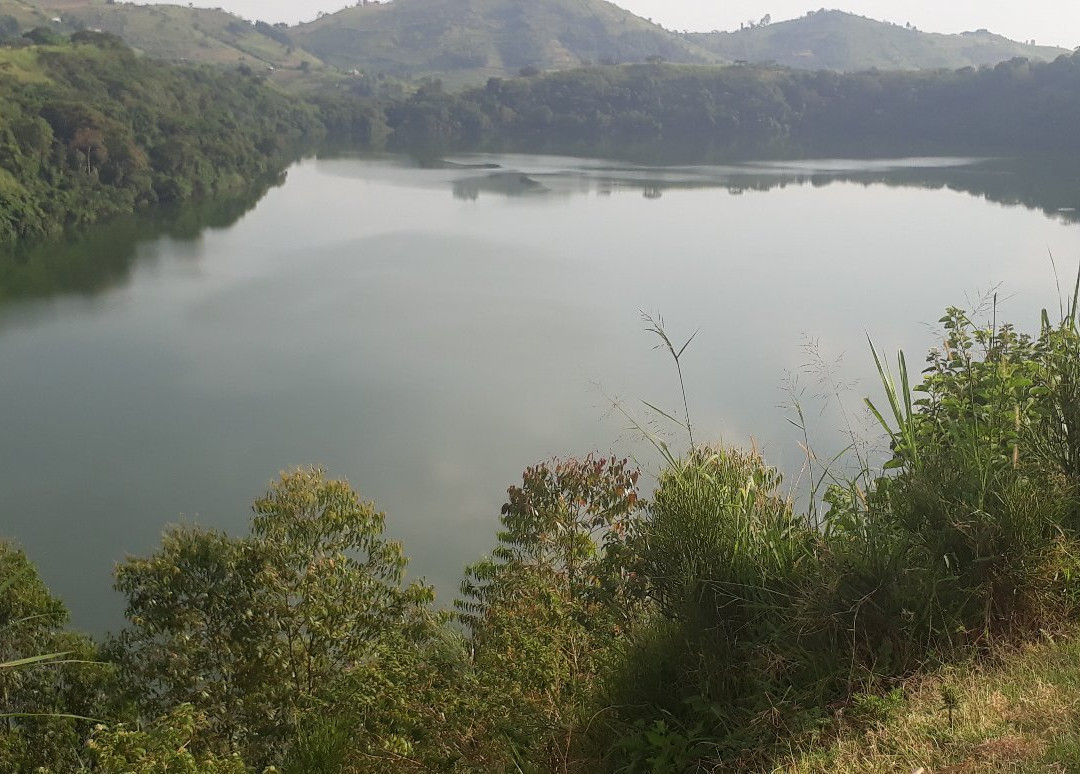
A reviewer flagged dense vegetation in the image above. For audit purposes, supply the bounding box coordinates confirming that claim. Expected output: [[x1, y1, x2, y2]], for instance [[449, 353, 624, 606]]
[[0, 32, 324, 246], [1, 287, 1080, 771], [6, 28, 1080, 249], [383, 52, 1080, 159]]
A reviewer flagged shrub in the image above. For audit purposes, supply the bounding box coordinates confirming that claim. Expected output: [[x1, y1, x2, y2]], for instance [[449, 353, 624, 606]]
[[87, 704, 248, 773], [458, 455, 644, 769], [112, 467, 435, 767], [605, 448, 824, 763]]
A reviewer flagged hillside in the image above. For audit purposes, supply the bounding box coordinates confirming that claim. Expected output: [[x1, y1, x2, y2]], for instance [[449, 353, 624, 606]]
[[3, 2, 1073, 88], [0, 34, 324, 245], [291, 0, 722, 86], [0, 0, 321, 70], [688, 10, 1070, 71]]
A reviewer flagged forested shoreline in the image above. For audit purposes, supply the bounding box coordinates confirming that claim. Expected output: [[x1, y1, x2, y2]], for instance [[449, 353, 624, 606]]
[[4, 32, 1080, 249], [384, 53, 1080, 159], [0, 32, 325, 246]]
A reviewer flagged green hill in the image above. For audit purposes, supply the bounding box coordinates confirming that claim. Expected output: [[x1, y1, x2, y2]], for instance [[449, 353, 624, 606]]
[[688, 10, 1070, 71], [290, 0, 722, 86], [0, 0, 321, 70], [3, 2, 1072, 88]]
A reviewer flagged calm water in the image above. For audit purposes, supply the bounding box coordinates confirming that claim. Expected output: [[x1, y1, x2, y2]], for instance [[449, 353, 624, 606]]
[[2, 153, 1080, 631]]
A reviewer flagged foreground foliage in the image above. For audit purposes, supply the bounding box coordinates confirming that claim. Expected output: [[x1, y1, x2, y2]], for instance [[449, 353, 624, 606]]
[[1, 297, 1079, 771], [87, 705, 248, 774], [0, 544, 113, 771], [112, 468, 434, 768]]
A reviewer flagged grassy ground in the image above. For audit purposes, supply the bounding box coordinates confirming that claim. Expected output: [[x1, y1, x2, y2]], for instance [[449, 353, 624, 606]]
[[781, 631, 1080, 773], [4, 0, 323, 69], [0, 46, 49, 82], [0, 0, 51, 30]]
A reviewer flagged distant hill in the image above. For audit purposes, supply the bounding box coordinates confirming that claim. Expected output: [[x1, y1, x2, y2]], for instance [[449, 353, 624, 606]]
[[2, 1, 1072, 87], [0, 0, 321, 70], [688, 10, 1070, 71], [291, 0, 722, 85]]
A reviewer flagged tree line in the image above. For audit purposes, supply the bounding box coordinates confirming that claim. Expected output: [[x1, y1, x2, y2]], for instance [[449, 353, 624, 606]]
[[4, 32, 1080, 250], [380, 53, 1080, 160], [0, 32, 329, 247]]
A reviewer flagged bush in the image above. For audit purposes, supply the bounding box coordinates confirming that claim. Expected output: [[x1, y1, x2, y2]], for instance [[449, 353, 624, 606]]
[[457, 455, 645, 769], [112, 468, 435, 768], [603, 448, 827, 764], [87, 704, 248, 773], [0, 543, 115, 772], [602, 300, 1080, 769]]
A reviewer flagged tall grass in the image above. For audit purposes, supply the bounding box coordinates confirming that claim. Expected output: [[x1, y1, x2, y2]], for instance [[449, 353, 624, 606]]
[[596, 295, 1080, 771], [782, 632, 1080, 772]]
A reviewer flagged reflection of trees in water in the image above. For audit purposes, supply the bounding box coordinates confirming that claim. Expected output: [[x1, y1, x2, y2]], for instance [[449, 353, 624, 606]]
[[765, 158, 1080, 225], [872, 158, 1080, 225], [452, 172, 546, 200], [802, 159, 1080, 223], [453, 181, 480, 201], [446, 156, 1080, 225], [6, 155, 1077, 304], [715, 160, 1080, 223], [0, 177, 280, 304]]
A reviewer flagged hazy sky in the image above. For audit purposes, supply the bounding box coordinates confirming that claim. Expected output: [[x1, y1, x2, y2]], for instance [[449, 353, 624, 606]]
[[165, 1, 1080, 49]]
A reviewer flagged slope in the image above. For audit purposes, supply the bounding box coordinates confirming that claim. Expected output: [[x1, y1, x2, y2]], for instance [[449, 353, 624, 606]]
[[0, 34, 324, 245], [292, 0, 722, 85], [0, 0, 321, 70], [783, 631, 1080, 771], [688, 10, 1070, 72]]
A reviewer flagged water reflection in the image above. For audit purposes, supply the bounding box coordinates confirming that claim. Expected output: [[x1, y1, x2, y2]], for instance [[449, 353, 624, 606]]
[[443, 155, 1080, 224], [4, 156, 1073, 311], [452, 172, 547, 200], [0, 176, 281, 304]]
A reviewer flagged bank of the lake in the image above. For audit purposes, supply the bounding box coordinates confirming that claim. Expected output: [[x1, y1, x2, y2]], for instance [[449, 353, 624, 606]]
[[0, 34, 324, 247]]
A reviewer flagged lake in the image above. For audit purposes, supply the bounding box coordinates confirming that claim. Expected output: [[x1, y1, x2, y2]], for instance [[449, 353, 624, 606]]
[[2, 153, 1080, 632]]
